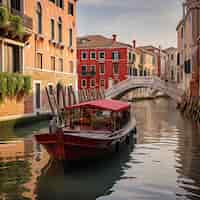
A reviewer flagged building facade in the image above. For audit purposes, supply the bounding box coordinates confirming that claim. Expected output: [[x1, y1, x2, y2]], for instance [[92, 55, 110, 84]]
[[176, 0, 200, 96], [165, 47, 179, 82], [138, 46, 167, 79], [0, 0, 78, 121], [132, 47, 156, 77], [77, 35, 133, 90]]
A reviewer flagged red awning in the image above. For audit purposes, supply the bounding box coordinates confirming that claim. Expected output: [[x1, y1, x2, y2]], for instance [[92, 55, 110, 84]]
[[65, 99, 130, 112]]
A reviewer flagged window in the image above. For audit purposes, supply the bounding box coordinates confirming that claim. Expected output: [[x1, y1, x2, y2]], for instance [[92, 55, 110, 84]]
[[90, 79, 96, 88], [69, 28, 73, 47], [171, 54, 174, 60], [50, 19, 55, 40], [11, 0, 21, 11], [51, 56, 56, 71], [100, 79, 105, 88], [113, 63, 119, 75], [82, 65, 87, 75], [91, 65, 96, 72], [58, 17, 62, 42], [81, 79, 87, 88], [90, 52, 96, 60], [112, 51, 119, 61], [36, 2, 42, 34], [81, 52, 87, 60], [129, 52, 132, 61], [58, 58, 63, 72], [56, 0, 64, 8], [99, 63, 105, 74], [99, 52, 105, 60], [184, 59, 191, 74], [69, 61, 74, 73], [35, 82, 41, 110], [177, 53, 180, 65], [36, 53, 43, 69], [181, 27, 184, 39], [68, 2, 74, 16]]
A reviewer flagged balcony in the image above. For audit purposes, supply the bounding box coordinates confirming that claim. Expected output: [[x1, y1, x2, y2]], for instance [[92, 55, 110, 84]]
[[10, 8, 33, 30], [0, 3, 33, 42], [81, 71, 96, 77]]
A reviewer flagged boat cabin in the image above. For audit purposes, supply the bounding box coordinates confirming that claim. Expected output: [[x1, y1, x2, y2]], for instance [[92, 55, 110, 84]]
[[65, 99, 131, 132]]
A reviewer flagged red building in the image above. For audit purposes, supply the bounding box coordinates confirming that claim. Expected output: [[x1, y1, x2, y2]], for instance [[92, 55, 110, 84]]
[[77, 35, 134, 90]]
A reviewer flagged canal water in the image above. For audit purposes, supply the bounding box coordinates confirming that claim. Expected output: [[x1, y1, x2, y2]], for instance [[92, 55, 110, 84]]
[[0, 98, 200, 200]]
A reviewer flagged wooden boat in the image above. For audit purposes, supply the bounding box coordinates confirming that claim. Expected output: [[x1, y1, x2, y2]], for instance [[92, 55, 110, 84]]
[[35, 98, 136, 161]]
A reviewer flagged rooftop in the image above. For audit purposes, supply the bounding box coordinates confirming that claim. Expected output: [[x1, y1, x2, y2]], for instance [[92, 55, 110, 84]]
[[77, 35, 132, 49]]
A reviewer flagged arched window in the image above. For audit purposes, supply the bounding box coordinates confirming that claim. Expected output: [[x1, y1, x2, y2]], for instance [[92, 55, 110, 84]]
[[36, 2, 42, 34], [58, 17, 62, 42]]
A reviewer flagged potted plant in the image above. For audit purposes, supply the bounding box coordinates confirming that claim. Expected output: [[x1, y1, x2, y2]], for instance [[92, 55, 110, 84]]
[[0, 6, 9, 27]]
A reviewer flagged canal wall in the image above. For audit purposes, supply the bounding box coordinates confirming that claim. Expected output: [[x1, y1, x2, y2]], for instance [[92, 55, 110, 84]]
[[179, 95, 200, 125]]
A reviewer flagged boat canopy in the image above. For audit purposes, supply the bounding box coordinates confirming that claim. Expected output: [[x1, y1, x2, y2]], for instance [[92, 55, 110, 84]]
[[65, 99, 130, 112]]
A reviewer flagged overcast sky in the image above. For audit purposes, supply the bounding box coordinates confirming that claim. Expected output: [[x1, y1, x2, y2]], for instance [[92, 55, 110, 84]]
[[77, 0, 183, 49]]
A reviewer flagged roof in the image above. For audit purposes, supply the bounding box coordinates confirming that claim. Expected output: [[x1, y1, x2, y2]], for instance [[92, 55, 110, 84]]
[[138, 46, 167, 54], [164, 47, 177, 52], [77, 35, 132, 49], [65, 99, 130, 112]]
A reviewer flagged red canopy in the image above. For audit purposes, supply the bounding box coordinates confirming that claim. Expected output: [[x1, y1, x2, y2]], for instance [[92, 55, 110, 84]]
[[65, 99, 130, 112]]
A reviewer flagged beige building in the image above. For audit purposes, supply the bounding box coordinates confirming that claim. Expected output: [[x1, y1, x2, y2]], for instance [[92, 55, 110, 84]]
[[165, 47, 179, 83], [128, 44, 156, 77], [176, 0, 200, 96]]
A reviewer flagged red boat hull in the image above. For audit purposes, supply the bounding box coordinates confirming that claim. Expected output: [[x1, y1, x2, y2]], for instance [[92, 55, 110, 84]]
[[35, 130, 135, 161]]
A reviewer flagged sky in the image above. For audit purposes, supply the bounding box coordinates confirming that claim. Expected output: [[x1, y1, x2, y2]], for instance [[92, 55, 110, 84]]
[[77, 0, 184, 49]]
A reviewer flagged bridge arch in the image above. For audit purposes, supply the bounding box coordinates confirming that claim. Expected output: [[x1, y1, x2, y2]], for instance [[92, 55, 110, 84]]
[[105, 76, 184, 102]]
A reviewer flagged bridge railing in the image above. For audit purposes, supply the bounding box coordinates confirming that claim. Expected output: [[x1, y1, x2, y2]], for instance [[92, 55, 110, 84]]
[[106, 76, 185, 101]]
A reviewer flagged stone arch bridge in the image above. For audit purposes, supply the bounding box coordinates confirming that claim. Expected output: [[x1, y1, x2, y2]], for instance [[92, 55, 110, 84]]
[[105, 76, 184, 102]]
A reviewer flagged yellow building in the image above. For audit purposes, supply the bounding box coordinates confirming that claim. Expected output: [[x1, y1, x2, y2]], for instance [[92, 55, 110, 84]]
[[128, 47, 156, 77]]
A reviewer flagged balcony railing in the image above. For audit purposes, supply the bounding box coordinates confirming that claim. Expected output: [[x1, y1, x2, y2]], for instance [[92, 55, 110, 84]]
[[82, 71, 96, 77], [0, 3, 33, 30], [10, 8, 33, 30]]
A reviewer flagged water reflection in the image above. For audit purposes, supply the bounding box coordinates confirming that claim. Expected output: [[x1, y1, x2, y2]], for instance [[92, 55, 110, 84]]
[[37, 141, 135, 200], [0, 122, 49, 200], [0, 98, 200, 200]]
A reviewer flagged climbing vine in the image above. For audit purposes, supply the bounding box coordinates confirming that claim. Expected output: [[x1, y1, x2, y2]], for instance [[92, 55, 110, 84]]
[[0, 73, 32, 103]]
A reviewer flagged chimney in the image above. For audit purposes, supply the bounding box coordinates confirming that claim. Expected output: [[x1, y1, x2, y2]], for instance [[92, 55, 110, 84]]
[[133, 40, 136, 48], [112, 34, 117, 42]]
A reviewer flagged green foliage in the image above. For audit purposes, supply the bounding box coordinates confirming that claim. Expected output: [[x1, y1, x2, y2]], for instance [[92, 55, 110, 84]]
[[0, 73, 32, 103], [0, 6, 9, 26], [0, 73, 7, 102], [15, 75, 24, 94], [23, 76, 31, 95], [0, 6, 25, 37], [9, 14, 24, 36]]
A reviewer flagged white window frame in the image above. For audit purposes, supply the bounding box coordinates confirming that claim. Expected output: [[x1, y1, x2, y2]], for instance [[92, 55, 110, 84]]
[[81, 79, 87, 89], [99, 63, 105, 75], [112, 51, 119, 61], [99, 51, 105, 60], [81, 51, 88, 60], [33, 80, 42, 113], [100, 79, 105, 88], [90, 51, 96, 60], [90, 65, 96, 72], [90, 79, 96, 88], [113, 63, 119, 75]]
